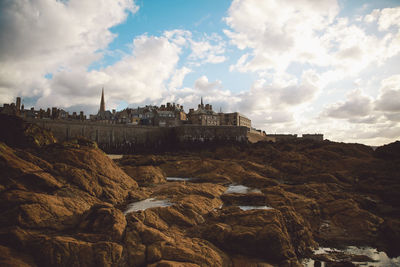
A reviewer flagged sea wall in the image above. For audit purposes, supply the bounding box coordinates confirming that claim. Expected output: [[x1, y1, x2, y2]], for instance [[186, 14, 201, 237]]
[[28, 119, 174, 153], [174, 125, 248, 142], [27, 119, 248, 153]]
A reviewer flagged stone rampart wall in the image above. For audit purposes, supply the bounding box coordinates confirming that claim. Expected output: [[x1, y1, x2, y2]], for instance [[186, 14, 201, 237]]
[[174, 125, 248, 142], [27, 119, 248, 153]]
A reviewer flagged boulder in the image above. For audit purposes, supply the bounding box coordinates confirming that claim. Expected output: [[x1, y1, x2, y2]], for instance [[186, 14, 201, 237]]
[[122, 165, 166, 186], [195, 207, 299, 265], [0, 114, 56, 148]]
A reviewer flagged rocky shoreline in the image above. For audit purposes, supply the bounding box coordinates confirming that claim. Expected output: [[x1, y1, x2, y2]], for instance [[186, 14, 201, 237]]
[[0, 114, 399, 266]]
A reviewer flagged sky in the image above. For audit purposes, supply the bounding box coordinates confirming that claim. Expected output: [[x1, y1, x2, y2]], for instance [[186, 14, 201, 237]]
[[0, 0, 399, 146]]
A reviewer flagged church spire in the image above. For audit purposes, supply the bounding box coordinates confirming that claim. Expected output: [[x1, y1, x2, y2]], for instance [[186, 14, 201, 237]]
[[201, 96, 203, 107], [99, 88, 105, 113]]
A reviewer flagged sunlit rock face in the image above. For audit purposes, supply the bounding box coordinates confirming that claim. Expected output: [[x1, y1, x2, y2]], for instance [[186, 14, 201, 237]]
[[1, 116, 400, 266]]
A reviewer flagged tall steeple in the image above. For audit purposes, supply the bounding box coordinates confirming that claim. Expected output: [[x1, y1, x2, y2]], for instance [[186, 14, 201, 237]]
[[99, 88, 105, 113], [201, 96, 203, 107]]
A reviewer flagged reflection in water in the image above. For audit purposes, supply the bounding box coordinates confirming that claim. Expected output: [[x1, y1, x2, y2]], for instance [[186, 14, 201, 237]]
[[124, 198, 172, 215], [225, 184, 262, 194], [107, 154, 123, 160], [302, 246, 400, 267], [345, 246, 400, 266], [166, 177, 194, 182], [239, 205, 273, 211]]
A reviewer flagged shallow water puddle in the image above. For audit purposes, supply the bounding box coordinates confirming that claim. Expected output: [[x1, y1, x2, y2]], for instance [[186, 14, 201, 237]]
[[124, 198, 172, 215], [225, 184, 262, 194], [302, 246, 400, 267], [107, 154, 123, 160], [166, 177, 194, 182], [239, 205, 273, 211]]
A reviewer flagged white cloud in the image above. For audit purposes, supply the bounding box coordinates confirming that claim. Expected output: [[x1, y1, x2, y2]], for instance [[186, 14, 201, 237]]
[[37, 33, 183, 111], [194, 76, 222, 91], [316, 74, 400, 144], [0, 0, 228, 112], [239, 69, 320, 113], [0, 0, 399, 146], [188, 34, 226, 65], [375, 74, 400, 112], [164, 29, 192, 46], [220, 0, 400, 145], [224, 0, 400, 79], [224, 0, 339, 74], [0, 0, 138, 104], [168, 67, 192, 90], [164, 76, 239, 114], [364, 9, 380, 23], [323, 89, 373, 119], [377, 7, 400, 31]]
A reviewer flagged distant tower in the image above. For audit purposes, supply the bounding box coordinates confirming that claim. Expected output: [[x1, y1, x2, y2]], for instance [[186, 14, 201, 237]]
[[201, 97, 204, 108], [99, 88, 105, 113], [16, 97, 21, 110]]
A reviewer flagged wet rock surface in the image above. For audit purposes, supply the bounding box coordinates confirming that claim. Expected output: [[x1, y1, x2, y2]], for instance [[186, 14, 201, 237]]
[[1, 117, 399, 266]]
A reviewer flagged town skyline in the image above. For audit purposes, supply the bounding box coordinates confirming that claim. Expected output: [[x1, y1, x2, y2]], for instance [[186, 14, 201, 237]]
[[1, 0, 399, 145]]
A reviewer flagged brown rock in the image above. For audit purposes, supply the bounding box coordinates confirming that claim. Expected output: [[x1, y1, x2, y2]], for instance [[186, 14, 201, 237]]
[[146, 236, 230, 266], [0, 245, 36, 267], [124, 216, 229, 266], [0, 189, 93, 230], [0, 114, 56, 149], [231, 255, 275, 267], [320, 198, 383, 244], [40, 144, 138, 204], [148, 260, 200, 267], [122, 165, 166, 186], [0, 227, 125, 267], [195, 207, 298, 265], [31, 235, 124, 267], [78, 204, 127, 242], [221, 192, 267, 206]]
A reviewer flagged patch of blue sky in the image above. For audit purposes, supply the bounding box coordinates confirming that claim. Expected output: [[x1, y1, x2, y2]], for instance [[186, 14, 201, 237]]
[[181, 61, 256, 93], [20, 96, 40, 109], [90, 0, 234, 74], [338, 0, 400, 18], [108, 0, 230, 50], [87, 49, 128, 71], [179, 44, 257, 94], [116, 100, 129, 111]]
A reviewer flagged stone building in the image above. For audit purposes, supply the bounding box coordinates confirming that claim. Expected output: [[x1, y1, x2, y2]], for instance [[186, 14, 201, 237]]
[[219, 112, 251, 129], [1, 97, 87, 121], [94, 88, 114, 123], [154, 102, 187, 127], [187, 98, 219, 126], [113, 105, 157, 125], [0, 103, 18, 116]]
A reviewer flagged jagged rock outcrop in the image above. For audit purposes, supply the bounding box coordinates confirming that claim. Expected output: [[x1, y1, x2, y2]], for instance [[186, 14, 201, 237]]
[[1, 116, 399, 266], [194, 207, 300, 266], [122, 165, 166, 186], [0, 114, 56, 148], [0, 117, 138, 266]]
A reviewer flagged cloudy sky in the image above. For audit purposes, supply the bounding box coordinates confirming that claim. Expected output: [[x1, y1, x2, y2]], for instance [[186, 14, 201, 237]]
[[1, 0, 399, 145]]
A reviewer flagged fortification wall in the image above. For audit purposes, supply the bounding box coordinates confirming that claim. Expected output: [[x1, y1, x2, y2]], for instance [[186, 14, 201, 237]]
[[27, 119, 174, 153], [175, 125, 248, 142], [27, 119, 248, 153]]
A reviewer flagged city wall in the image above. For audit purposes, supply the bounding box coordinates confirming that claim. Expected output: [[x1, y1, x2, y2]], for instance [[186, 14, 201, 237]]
[[175, 125, 248, 143], [28, 119, 249, 153]]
